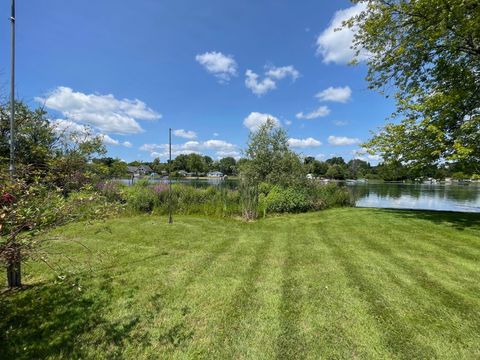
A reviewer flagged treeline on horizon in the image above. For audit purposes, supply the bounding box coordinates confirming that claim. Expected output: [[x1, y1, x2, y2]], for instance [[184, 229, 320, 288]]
[[98, 153, 479, 182]]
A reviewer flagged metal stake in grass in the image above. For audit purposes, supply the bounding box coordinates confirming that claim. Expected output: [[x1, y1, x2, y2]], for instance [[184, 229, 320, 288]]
[[9, 0, 16, 177], [168, 128, 173, 224]]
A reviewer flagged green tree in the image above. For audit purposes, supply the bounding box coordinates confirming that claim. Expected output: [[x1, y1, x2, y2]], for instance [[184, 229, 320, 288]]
[[312, 161, 330, 177], [186, 153, 206, 176], [347, 159, 370, 179], [304, 156, 316, 174], [48, 126, 106, 193], [172, 154, 188, 171], [0, 102, 57, 171], [376, 161, 408, 182], [326, 164, 346, 180], [219, 157, 237, 175], [241, 119, 305, 186], [348, 0, 480, 172], [326, 157, 346, 167], [203, 156, 214, 172]]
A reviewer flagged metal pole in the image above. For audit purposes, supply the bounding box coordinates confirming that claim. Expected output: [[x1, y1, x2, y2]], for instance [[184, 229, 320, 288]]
[[168, 128, 173, 224], [9, 0, 16, 177]]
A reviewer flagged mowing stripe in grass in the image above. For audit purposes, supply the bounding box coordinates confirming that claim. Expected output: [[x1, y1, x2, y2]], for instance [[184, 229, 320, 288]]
[[333, 211, 480, 295], [379, 212, 480, 265], [348, 221, 480, 330], [378, 266, 479, 356], [209, 230, 275, 358], [275, 223, 308, 360], [321, 229, 437, 359], [294, 217, 388, 359]]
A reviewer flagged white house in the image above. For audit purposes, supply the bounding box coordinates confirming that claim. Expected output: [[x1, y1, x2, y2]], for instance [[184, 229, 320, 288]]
[[207, 171, 224, 178]]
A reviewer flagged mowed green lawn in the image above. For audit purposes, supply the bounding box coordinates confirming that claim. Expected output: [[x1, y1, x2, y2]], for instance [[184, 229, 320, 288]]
[[1, 208, 480, 359]]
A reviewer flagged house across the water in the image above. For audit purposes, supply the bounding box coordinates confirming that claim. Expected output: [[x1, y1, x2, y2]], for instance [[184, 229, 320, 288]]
[[127, 165, 154, 176], [207, 171, 224, 178]]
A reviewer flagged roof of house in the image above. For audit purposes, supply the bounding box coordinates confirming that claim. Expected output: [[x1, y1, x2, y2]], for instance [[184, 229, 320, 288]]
[[127, 165, 153, 173], [138, 165, 153, 172]]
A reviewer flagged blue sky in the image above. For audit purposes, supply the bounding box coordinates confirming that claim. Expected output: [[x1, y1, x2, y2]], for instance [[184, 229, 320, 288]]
[[0, 0, 394, 163]]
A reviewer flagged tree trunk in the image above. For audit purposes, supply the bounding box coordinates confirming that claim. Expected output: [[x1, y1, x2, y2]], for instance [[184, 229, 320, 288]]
[[7, 260, 21, 288], [6, 245, 21, 288]]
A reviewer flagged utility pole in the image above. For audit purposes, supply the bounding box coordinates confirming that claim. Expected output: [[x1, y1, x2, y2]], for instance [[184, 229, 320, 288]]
[[168, 128, 173, 224], [9, 0, 16, 177]]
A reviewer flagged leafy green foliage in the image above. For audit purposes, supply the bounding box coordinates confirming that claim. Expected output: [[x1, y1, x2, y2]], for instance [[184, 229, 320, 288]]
[[0, 173, 65, 271], [0, 102, 57, 171], [349, 0, 480, 171], [241, 119, 306, 187], [325, 164, 347, 180], [218, 157, 237, 175], [262, 186, 310, 213], [121, 180, 351, 219]]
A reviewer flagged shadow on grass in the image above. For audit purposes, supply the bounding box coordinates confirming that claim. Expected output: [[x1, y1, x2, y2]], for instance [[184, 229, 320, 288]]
[[372, 208, 480, 231], [0, 275, 138, 359], [276, 234, 307, 360]]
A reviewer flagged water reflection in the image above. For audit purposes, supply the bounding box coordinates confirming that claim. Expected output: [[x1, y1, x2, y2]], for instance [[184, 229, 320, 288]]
[[350, 183, 480, 213]]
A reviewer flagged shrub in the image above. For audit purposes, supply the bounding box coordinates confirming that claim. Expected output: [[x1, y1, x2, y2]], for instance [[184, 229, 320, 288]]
[[65, 190, 124, 222], [1, 176, 68, 287], [264, 186, 309, 213], [96, 181, 124, 202], [309, 183, 353, 210], [120, 180, 352, 219], [125, 183, 157, 213], [452, 172, 467, 180]]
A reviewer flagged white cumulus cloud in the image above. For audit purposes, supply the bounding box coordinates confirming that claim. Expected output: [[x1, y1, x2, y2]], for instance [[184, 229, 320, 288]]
[[316, 3, 368, 64], [245, 65, 300, 96], [243, 112, 281, 131], [288, 137, 322, 148], [245, 70, 277, 96], [99, 134, 120, 146], [296, 106, 331, 120], [51, 119, 89, 135], [352, 149, 382, 163], [51, 119, 123, 146], [328, 135, 361, 146], [265, 65, 300, 81], [36, 86, 161, 135], [216, 151, 241, 159], [173, 129, 197, 139], [140, 139, 238, 159], [333, 120, 349, 126], [122, 141, 133, 148], [203, 139, 236, 151], [316, 86, 352, 103], [195, 51, 238, 83]]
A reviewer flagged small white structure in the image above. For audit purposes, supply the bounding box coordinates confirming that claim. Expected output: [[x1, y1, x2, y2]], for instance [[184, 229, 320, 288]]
[[306, 174, 314, 180], [207, 171, 224, 178]]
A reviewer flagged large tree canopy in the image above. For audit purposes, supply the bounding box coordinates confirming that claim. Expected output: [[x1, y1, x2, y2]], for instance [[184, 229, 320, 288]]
[[349, 0, 480, 172], [241, 119, 305, 186]]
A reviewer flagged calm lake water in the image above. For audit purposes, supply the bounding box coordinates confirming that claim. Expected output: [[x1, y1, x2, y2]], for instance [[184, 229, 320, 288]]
[[349, 182, 480, 213], [120, 178, 480, 213]]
